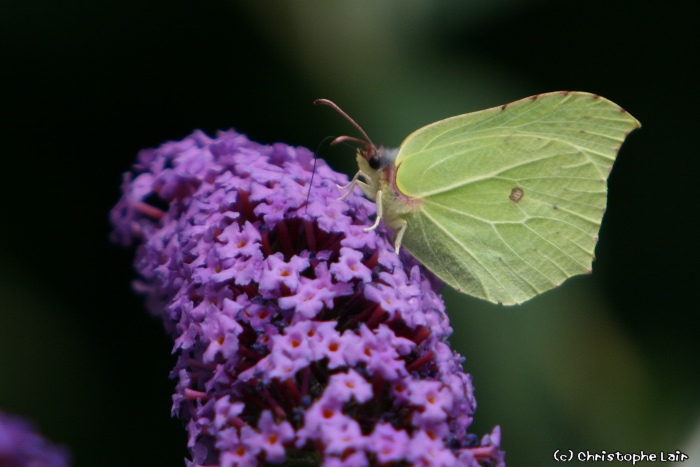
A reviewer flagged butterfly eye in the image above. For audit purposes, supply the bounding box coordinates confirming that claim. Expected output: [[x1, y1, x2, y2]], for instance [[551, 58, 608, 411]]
[[368, 155, 381, 170]]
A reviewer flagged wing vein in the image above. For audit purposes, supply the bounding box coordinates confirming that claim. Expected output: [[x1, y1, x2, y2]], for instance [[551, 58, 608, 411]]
[[418, 209, 513, 303]]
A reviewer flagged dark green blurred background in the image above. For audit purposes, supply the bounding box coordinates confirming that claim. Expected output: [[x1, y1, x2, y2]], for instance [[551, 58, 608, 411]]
[[1, 1, 698, 465]]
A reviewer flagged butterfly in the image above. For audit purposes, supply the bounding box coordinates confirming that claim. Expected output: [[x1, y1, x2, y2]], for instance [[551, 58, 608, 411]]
[[316, 92, 640, 305]]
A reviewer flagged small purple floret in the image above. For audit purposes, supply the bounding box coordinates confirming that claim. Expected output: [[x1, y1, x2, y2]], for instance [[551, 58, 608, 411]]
[[111, 129, 505, 466], [0, 410, 71, 467]]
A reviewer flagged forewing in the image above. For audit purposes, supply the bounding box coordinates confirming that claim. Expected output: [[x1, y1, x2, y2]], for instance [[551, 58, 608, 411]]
[[395, 92, 640, 304]]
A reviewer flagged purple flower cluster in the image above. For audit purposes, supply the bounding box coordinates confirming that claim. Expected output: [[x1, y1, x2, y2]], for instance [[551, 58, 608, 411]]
[[0, 410, 71, 467], [111, 129, 504, 466]]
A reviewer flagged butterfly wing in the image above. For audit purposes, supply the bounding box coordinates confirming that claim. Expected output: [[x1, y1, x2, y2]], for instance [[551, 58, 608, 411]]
[[394, 91, 640, 305]]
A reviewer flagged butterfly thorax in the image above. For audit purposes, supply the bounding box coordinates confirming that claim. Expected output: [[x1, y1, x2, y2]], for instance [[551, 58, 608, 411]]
[[356, 147, 422, 234]]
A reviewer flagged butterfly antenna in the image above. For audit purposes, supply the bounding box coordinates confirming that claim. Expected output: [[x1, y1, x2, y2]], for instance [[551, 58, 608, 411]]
[[314, 99, 376, 151], [305, 135, 337, 213]]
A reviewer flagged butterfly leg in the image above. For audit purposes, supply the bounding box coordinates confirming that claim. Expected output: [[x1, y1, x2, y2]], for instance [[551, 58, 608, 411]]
[[363, 189, 383, 232], [337, 170, 370, 200], [393, 219, 407, 253]]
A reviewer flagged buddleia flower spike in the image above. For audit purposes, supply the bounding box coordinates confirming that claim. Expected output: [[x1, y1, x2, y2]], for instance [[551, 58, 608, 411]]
[[111, 129, 505, 466]]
